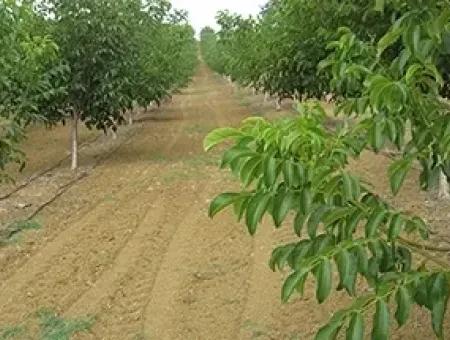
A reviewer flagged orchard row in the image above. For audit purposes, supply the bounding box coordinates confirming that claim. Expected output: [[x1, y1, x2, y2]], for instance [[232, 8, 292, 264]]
[[203, 1, 450, 339], [0, 0, 197, 175]]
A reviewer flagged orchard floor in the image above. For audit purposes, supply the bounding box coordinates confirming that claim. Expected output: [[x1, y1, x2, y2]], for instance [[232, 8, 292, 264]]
[[0, 64, 449, 339]]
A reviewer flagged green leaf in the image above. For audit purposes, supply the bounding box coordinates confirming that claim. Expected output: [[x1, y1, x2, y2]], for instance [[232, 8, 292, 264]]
[[283, 161, 296, 187], [388, 214, 404, 240], [233, 196, 250, 222], [377, 27, 402, 56], [294, 212, 307, 237], [405, 64, 423, 84], [204, 127, 243, 151], [300, 188, 313, 216], [355, 245, 369, 274], [282, 268, 308, 302], [316, 258, 332, 303], [272, 191, 295, 227], [388, 158, 412, 195], [346, 313, 364, 340], [372, 299, 389, 340], [365, 209, 386, 238], [324, 207, 355, 226], [308, 205, 330, 238], [221, 146, 257, 169], [410, 217, 429, 240], [374, 0, 385, 12], [370, 120, 385, 152], [209, 193, 241, 218], [240, 156, 262, 187], [385, 119, 397, 144], [429, 273, 449, 338], [245, 193, 271, 235], [342, 172, 354, 201], [395, 286, 412, 327], [270, 244, 296, 271], [315, 311, 346, 340], [264, 156, 279, 186], [432, 299, 447, 339], [345, 210, 365, 238], [336, 250, 351, 293]]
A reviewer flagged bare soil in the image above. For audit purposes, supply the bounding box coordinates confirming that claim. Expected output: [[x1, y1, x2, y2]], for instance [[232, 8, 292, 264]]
[[0, 64, 448, 339]]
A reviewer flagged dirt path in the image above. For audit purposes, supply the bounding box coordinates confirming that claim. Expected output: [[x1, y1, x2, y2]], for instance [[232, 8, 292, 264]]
[[0, 64, 446, 339]]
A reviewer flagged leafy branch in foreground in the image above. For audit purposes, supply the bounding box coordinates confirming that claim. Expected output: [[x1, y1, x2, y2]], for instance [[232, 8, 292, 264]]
[[205, 102, 450, 339]]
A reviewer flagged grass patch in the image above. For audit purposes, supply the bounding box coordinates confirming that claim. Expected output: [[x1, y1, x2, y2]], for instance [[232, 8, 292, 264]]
[[38, 309, 94, 340], [0, 326, 26, 340], [0, 309, 94, 340], [0, 219, 42, 246]]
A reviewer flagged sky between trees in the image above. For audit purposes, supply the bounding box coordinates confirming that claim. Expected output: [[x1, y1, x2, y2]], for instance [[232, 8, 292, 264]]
[[170, 0, 266, 34]]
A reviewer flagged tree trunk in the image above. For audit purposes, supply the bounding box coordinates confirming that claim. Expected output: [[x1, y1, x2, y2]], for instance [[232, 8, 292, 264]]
[[276, 97, 282, 111], [128, 109, 134, 125], [264, 92, 270, 103], [71, 112, 79, 171], [438, 170, 450, 199]]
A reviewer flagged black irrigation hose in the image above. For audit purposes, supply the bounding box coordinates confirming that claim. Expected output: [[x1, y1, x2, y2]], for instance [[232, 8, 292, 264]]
[[0, 106, 150, 201], [0, 125, 141, 241], [29, 126, 140, 216], [0, 134, 103, 201]]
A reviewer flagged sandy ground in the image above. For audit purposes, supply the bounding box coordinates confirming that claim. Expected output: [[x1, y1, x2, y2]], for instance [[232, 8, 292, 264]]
[[0, 64, 448, 339]]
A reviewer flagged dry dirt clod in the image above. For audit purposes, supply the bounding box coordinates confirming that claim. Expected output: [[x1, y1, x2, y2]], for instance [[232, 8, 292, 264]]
[[16, 203, 32, 209]]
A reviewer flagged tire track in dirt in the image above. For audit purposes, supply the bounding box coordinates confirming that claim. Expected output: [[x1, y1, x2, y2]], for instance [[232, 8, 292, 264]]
[[0, 89, 195, 327], [0, 126, 155, 281], [0, 174, 157, 323], [64, 81, 200, 338], [67, 185, 197, 338], [141, 94, 254, 339]]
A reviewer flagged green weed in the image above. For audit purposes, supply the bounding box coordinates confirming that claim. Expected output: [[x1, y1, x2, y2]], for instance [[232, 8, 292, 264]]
[[37, 309, 94, 340], [0, 325, 26, 340], [0, 219, 42, 246], [0, 309, 93, 340]]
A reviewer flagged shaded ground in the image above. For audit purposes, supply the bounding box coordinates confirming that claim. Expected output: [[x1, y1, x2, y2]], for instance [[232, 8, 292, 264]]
[[0, 64, 448, 339]]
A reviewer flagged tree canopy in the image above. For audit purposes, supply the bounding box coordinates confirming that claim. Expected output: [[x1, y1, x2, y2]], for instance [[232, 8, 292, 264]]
[[204, 1, 450, 338]]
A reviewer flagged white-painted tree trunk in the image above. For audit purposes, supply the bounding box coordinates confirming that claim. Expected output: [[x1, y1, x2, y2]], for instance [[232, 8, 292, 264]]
[[275, 97, 282, 111], [438, 170, 450, 199], [71, 112, 79, 171], [325, 93, 334, 103], [128, 109, 134, 125], [264, 92, 270, 103]]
